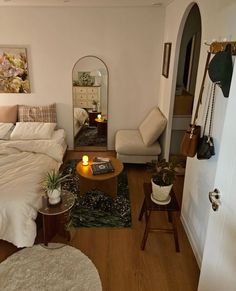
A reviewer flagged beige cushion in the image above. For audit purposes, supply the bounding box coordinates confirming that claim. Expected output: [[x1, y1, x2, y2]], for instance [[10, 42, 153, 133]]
[[115, 130, 161, 156], [116, 153, 158, 164], [138, 107, 167, 146], [18, 103, 57, 123], [0, 105, 18, 123]]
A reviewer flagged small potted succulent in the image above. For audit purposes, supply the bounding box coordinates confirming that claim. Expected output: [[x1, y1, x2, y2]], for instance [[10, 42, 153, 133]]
[[147, 159, 176, 202], [42, 169, 70, 205]]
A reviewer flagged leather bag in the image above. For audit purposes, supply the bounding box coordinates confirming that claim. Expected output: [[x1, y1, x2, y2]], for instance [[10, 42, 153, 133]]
[[180, 51, 211, 157], [197, 136, 215, 159], [197, 82, 216, 160], [180, 124, 201, 157]]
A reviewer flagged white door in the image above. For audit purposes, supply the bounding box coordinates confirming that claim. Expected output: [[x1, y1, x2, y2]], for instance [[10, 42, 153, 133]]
[[198, 65, 236, 290]]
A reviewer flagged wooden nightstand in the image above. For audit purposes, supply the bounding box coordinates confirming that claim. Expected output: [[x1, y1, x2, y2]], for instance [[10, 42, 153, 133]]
[[88, 111, 101, 127], [95, 118, 107, 137]]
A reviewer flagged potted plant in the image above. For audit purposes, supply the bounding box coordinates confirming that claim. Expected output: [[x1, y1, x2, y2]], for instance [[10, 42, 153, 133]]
[[42, 169, 70, 205], [147, 159, 176, 202]]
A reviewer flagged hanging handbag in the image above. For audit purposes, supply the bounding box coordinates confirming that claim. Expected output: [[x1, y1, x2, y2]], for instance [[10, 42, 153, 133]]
[[180, 124, 201, 157], [180, 51, 211, 157], [197, 82, 216, 160]]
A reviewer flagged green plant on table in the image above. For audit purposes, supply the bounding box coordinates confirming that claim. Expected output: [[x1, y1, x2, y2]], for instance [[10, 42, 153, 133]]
[[147, 159, 176, 186], [42, 169, 70, 191]]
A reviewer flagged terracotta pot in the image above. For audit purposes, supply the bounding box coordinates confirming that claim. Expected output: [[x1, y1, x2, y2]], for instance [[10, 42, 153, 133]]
[[151, 179, 173, 201]]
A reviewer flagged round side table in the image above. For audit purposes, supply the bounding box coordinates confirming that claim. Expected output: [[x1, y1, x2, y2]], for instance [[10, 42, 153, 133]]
[[95, 118, 107, 137], [76, 157, 123, 198], [38, 190, 75, 247]]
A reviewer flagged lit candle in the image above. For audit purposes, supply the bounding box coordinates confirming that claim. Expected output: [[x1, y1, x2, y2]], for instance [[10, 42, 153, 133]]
[[97, 114, 102, 120], [82, 155, 89, 166]]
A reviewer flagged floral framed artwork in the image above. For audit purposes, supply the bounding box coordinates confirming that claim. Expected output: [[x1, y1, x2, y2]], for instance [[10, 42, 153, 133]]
[[162, 42, 172, 78], [0, 47, 30, 93]]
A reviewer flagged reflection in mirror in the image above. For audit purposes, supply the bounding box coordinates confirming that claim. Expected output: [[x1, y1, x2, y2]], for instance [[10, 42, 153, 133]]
[[72, 56, 108, 150]]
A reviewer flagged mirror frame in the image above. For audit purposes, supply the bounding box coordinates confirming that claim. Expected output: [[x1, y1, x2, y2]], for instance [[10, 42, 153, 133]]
[[72, 55, 109, 150]]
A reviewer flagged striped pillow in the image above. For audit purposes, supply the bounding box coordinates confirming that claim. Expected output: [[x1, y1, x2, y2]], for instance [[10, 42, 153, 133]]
[[18, 103, 57, 123]]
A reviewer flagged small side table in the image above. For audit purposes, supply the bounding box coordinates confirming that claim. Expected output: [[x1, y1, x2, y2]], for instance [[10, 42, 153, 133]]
[[95, 118, 107, 137], [138, 183, 180, 252], [88, 111, 101, 127], [38, 190, 75, 246]]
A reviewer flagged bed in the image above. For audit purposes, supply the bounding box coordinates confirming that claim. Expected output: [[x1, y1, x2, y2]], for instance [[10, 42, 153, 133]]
[[74, 107, 89, 137], [0, 104, 67, 248]]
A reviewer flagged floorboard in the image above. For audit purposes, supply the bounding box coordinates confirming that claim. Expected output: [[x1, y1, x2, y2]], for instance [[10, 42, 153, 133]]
[[0, 150, 200, 291]]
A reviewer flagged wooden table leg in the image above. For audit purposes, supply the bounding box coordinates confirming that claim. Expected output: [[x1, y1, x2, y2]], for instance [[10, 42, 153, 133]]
[[56, 212, 71, 242], [170, 212, 180, 252], [141, 210, 151, 250], [138, 199, 146, 221], [42, 214, 48, 246]]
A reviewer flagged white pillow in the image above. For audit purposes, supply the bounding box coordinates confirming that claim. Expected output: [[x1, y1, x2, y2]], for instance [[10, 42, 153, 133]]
[[0, 123, 14, 139], [10, 122, 57, 140], [138, 107, 167, 146]]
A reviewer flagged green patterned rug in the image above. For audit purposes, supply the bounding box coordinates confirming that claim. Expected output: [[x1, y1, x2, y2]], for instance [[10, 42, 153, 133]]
[[61, 160, 131, 228], [75, 126, 107, 147]]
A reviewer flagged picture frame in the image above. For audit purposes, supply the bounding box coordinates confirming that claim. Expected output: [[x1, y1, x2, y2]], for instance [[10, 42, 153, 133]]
[[0, 47, 30, 93], [162, 42, 172, 78]]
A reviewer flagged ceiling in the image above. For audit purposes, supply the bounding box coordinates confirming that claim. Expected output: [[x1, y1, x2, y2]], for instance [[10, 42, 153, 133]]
[[0, 0, 174, 7]]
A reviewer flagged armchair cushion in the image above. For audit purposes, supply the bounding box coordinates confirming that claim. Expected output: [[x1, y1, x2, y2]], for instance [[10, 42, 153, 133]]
[[115, 129, 161, 163], [138, 107, 167, 146], [115, 129, 161, 156]]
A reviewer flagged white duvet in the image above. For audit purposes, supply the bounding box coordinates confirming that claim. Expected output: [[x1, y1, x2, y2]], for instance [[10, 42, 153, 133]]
[[74, 108, 88, 136], [0, 136, 66, 247]]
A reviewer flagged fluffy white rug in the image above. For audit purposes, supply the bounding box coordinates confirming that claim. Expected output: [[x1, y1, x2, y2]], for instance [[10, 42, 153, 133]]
[[0, 244, 102, 291]]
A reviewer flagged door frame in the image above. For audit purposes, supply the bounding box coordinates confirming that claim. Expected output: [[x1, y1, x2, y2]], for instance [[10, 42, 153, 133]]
[[164, 2, 201, 161]]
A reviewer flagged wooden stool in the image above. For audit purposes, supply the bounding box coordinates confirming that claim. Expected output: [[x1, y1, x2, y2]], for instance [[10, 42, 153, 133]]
[[139, 183, 180, 252]]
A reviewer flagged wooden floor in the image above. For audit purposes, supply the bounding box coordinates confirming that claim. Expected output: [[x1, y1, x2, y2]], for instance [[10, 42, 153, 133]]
[[0, 150, 200, 291]]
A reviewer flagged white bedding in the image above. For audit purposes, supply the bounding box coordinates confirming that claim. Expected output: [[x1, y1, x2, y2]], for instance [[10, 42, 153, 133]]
[[10, 122, 57, 140], [0, 130, 67, 247], [0, 123, 14, 139], [74, 108, 88, 136]]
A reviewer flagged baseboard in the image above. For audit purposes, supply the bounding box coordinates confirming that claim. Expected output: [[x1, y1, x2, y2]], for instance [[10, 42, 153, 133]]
[[180, 213, 202, 268], [108, 145, 115, 150]]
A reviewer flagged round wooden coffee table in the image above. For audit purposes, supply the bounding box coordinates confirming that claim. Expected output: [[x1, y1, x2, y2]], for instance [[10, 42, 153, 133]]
[[76, 157, 123, 198]]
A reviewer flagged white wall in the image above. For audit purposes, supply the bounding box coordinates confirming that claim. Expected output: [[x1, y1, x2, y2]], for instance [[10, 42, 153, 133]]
[[159, 0, 236, 266], [0, 6, 165, 149], [176, 4, 201, 95]]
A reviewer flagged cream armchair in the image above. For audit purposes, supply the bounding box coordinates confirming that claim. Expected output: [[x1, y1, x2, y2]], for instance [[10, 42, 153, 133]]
[[115, 107, 167, 164]]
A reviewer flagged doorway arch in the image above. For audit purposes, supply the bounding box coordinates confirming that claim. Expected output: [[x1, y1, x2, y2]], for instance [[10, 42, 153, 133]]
[[167, 3, 202, 162]]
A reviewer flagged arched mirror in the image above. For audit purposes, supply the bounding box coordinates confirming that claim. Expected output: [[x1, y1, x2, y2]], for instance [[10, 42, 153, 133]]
[[72, 56, 108, 150]]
